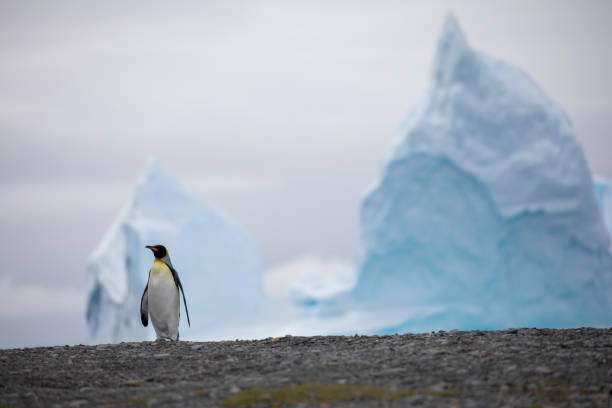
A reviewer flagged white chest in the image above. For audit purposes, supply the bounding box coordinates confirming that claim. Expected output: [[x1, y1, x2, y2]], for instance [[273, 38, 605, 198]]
[[148, 261, 179, 306], [147, 260, 180, 340]]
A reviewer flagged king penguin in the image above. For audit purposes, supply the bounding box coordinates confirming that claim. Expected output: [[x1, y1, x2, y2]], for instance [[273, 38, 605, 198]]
[[140, 245, 190, 341]]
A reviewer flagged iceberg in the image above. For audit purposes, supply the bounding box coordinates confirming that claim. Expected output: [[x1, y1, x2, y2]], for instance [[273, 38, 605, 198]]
[[86, 158, 262, 344], [345, 14, 612, 332], [287, 258, 357, 307], [594, 177, 612, 251]]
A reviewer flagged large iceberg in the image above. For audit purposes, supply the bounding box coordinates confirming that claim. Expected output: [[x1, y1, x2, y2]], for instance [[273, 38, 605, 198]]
[[86, 158, 262, 343], [345, 14, 612, 332]]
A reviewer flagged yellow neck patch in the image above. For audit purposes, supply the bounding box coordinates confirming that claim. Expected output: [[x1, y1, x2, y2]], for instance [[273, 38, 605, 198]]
[[151, 259, 172, 278]]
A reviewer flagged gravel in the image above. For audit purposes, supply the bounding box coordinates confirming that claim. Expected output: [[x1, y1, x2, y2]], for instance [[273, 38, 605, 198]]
[[1, 328, 611, 407]]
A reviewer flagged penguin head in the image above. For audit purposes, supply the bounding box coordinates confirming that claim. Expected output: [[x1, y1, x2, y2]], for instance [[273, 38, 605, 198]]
[[146, 245, 168, 259]]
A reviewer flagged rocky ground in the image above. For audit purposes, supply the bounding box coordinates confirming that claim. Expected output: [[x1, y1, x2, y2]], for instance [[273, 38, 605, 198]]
[[1, 328, 611, 407]]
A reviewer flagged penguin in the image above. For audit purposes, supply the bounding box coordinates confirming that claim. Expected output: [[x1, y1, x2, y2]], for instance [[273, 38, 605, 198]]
[[140, 245, 190, 341]]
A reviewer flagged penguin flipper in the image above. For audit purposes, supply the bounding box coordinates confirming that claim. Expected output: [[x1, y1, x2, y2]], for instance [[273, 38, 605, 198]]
[[169, 266, 191, 327], [140, 277, 149, 327]]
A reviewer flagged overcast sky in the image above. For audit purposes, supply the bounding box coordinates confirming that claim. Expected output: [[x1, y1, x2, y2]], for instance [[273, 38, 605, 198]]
[[1, 0, 611, 347]]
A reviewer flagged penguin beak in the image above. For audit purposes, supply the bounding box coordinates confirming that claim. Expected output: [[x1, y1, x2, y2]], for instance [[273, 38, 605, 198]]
[[146, 246, 157, 252]]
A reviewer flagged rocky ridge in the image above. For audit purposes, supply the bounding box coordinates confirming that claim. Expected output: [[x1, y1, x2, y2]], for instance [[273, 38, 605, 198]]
[[1, 328, 611, 407]]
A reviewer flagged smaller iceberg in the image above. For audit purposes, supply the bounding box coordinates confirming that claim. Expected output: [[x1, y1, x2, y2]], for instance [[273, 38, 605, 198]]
[[594, 177, 612, 251], [86, 158, 262, 344]]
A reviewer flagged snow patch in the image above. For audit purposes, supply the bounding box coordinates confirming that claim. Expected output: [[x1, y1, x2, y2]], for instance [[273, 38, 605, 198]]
[[263, 256, 356, 303]]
